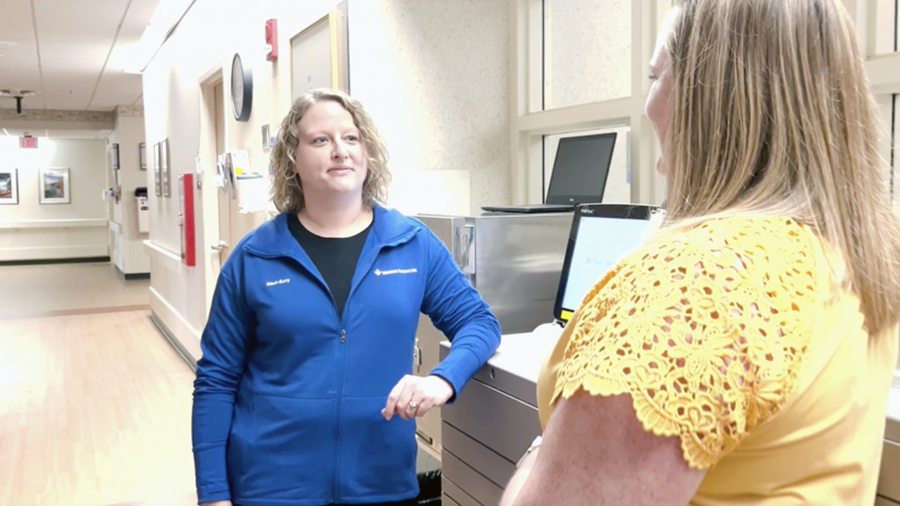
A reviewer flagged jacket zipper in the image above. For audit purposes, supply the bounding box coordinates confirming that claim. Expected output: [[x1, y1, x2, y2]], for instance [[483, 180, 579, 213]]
[[332, 326, 348, 502], [327, 229, 417, 502]]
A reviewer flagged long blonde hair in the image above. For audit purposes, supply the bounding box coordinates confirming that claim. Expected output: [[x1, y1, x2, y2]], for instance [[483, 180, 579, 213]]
[[662, 0, 900, 334], [270, 88, 391, 213]]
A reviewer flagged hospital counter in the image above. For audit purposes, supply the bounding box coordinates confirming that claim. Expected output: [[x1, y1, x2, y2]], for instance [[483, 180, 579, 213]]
[[440, 333, 900, 506]]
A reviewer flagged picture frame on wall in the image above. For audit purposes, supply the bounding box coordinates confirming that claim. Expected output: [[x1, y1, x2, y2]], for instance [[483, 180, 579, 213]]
[[139, 142, 147, 170], [110, 143, 120, 170], [39, 167, 71, 204], [154, 142, 162, 197], [161, 138, 171, 198], [0, 169, 19, 205]]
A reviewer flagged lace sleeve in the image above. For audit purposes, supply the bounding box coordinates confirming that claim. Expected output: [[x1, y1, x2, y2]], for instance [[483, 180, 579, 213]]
[[551, 223, 816, 469]]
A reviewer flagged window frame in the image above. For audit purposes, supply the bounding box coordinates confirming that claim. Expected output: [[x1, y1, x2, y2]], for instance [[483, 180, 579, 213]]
[[509, 0, 900, 370]]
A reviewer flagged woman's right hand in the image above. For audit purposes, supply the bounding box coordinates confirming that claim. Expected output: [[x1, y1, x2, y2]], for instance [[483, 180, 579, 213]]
[[200, 501, 232, 506]]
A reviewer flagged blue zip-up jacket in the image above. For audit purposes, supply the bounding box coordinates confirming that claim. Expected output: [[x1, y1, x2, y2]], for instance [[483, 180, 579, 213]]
[[192, 205, 501, 506]]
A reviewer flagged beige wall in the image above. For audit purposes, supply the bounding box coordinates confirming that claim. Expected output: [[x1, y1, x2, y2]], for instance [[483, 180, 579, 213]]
[[0, 138, 108, 262]]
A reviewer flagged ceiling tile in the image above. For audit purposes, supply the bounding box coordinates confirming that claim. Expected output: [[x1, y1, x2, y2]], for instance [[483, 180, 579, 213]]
[[0, 0, 160, 111], [39, 41, 108, 74], [87, 71, 143, 110], [0, 39, 40, 92], [39, 73, 96, 110], [35, 0, 123, 44], [0, 0, 36, 41]]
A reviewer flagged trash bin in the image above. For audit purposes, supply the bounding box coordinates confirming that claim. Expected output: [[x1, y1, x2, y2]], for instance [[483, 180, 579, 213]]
[[416, 469, 442, 505]]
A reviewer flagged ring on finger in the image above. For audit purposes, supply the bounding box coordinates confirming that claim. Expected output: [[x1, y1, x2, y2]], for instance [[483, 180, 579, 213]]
[[408, 401, 419, 410]]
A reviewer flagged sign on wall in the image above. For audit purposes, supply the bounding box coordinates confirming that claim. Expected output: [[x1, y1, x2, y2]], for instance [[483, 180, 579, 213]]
[[19, 136, 37, 149]]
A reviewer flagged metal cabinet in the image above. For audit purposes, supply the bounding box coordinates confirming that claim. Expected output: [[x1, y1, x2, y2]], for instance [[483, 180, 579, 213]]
[[413, 213, 571, 454], [439, 330, 560, 505]]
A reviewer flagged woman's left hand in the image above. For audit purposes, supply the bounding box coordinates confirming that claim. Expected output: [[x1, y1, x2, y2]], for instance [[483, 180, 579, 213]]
[[382, 375, 454, 420]]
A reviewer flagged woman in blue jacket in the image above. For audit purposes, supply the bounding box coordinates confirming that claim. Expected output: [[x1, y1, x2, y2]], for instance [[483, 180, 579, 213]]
[[192, 88, 501, 506]]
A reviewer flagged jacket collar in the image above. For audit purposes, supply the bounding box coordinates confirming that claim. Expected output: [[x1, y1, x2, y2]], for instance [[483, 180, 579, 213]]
[[243, 203, 419, 259]]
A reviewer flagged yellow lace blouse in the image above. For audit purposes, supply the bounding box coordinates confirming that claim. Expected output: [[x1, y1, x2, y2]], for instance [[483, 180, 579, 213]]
[[537, 216, 898, 505]]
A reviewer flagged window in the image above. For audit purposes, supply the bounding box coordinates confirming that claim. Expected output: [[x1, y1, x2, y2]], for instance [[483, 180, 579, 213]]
[[543, 126, 631, 203], [511, 1, 900, 371], [543, 1, 631, 109], [509, 0, 671, 207]]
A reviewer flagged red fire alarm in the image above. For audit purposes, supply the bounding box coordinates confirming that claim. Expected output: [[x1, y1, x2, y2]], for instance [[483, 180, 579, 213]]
[[265, 19, 278, 62]]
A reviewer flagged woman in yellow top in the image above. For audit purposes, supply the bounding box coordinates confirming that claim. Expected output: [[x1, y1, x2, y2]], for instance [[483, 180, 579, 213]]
[[501, 1, 900, 505]]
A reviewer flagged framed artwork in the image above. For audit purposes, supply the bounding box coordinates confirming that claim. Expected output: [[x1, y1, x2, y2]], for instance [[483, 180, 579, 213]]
[[39, 168, 70, 204], [110, 143, 120, 170], [154, 142, 162, 197], [139, 142, 147, 170], [0, 169, 18, 204], [290, 8, 349, 100], [161, 138, 171, 198]]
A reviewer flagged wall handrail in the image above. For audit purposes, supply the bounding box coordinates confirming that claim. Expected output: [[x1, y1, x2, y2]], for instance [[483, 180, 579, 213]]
[[0, 219, 109, 229]]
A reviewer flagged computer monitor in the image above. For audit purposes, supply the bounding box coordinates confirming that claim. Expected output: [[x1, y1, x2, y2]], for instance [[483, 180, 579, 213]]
[[553, 203, 656, 323], [545, 133, 617, 205]]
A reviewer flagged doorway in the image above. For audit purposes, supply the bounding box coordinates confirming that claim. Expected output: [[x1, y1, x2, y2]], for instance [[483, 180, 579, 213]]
[[199, 68, 229, 313]]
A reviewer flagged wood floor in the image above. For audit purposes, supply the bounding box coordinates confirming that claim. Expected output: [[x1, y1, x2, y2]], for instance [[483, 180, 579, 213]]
[[0, 263, 198, 506]]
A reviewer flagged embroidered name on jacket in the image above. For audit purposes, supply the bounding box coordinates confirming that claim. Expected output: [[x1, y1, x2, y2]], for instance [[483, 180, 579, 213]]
[[374, 268, 418, 276], [266, 278, 290, 286]]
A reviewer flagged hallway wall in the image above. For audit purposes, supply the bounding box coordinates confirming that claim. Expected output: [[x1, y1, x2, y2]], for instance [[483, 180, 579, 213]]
[[108, 107, 150, 275], [0, 138, 108, 262], [141, 0, 511, 360]]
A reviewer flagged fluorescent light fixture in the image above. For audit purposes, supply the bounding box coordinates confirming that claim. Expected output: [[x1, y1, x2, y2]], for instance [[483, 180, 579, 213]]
[[123, 0, 196, 74]]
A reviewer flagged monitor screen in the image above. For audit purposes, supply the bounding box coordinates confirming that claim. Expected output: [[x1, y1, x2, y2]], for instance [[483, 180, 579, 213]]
[[546, 133, 617, 205], [554, 204, 654, 322]]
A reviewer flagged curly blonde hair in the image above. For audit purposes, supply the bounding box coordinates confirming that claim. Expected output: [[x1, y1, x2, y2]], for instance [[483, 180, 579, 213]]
[[270, 88, 391, 213]]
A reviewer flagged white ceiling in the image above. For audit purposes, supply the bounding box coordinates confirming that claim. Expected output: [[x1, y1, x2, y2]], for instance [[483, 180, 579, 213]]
[[0, 0, 161, 112]]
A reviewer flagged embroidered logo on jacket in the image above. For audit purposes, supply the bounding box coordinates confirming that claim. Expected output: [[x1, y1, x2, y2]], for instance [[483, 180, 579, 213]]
[[266, 278, 290, 286], [374, 268, 418, 276]]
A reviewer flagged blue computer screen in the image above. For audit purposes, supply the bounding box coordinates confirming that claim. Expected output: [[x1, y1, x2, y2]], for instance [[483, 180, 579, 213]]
[[561, 216, 651, 311]]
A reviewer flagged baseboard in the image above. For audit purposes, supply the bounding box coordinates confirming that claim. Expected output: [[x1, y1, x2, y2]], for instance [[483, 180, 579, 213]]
[[0, 256, 111, 267], [114, 265, 151, 281], [149, 313, 198, 373], [148, 286, 202, 365], [0, 243, 109, 262]]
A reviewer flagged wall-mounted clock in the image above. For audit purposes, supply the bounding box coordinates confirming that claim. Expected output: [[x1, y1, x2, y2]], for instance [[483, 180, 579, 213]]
[[231, 53, 253, 122]]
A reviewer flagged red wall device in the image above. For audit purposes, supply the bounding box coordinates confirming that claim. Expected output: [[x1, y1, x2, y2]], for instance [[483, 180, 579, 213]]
[[265, 19, 278, 62], [178, 174, 196, 267]]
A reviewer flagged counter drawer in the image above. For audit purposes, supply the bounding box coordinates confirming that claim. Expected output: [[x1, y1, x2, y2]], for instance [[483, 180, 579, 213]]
[[443, 476, 483, 506], [442, 377, 542, 463], [441, 450, 504, 506], [443, 421, 517, 489], [878, 439, 900, 501]]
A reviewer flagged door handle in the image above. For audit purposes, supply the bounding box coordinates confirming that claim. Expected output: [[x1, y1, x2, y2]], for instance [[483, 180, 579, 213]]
[[211, 240, 228, 251], [413, 338, 422, 374]]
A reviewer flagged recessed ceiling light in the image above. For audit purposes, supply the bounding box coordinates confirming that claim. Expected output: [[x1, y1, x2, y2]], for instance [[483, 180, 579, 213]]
[[0, 42, 19, 49]]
